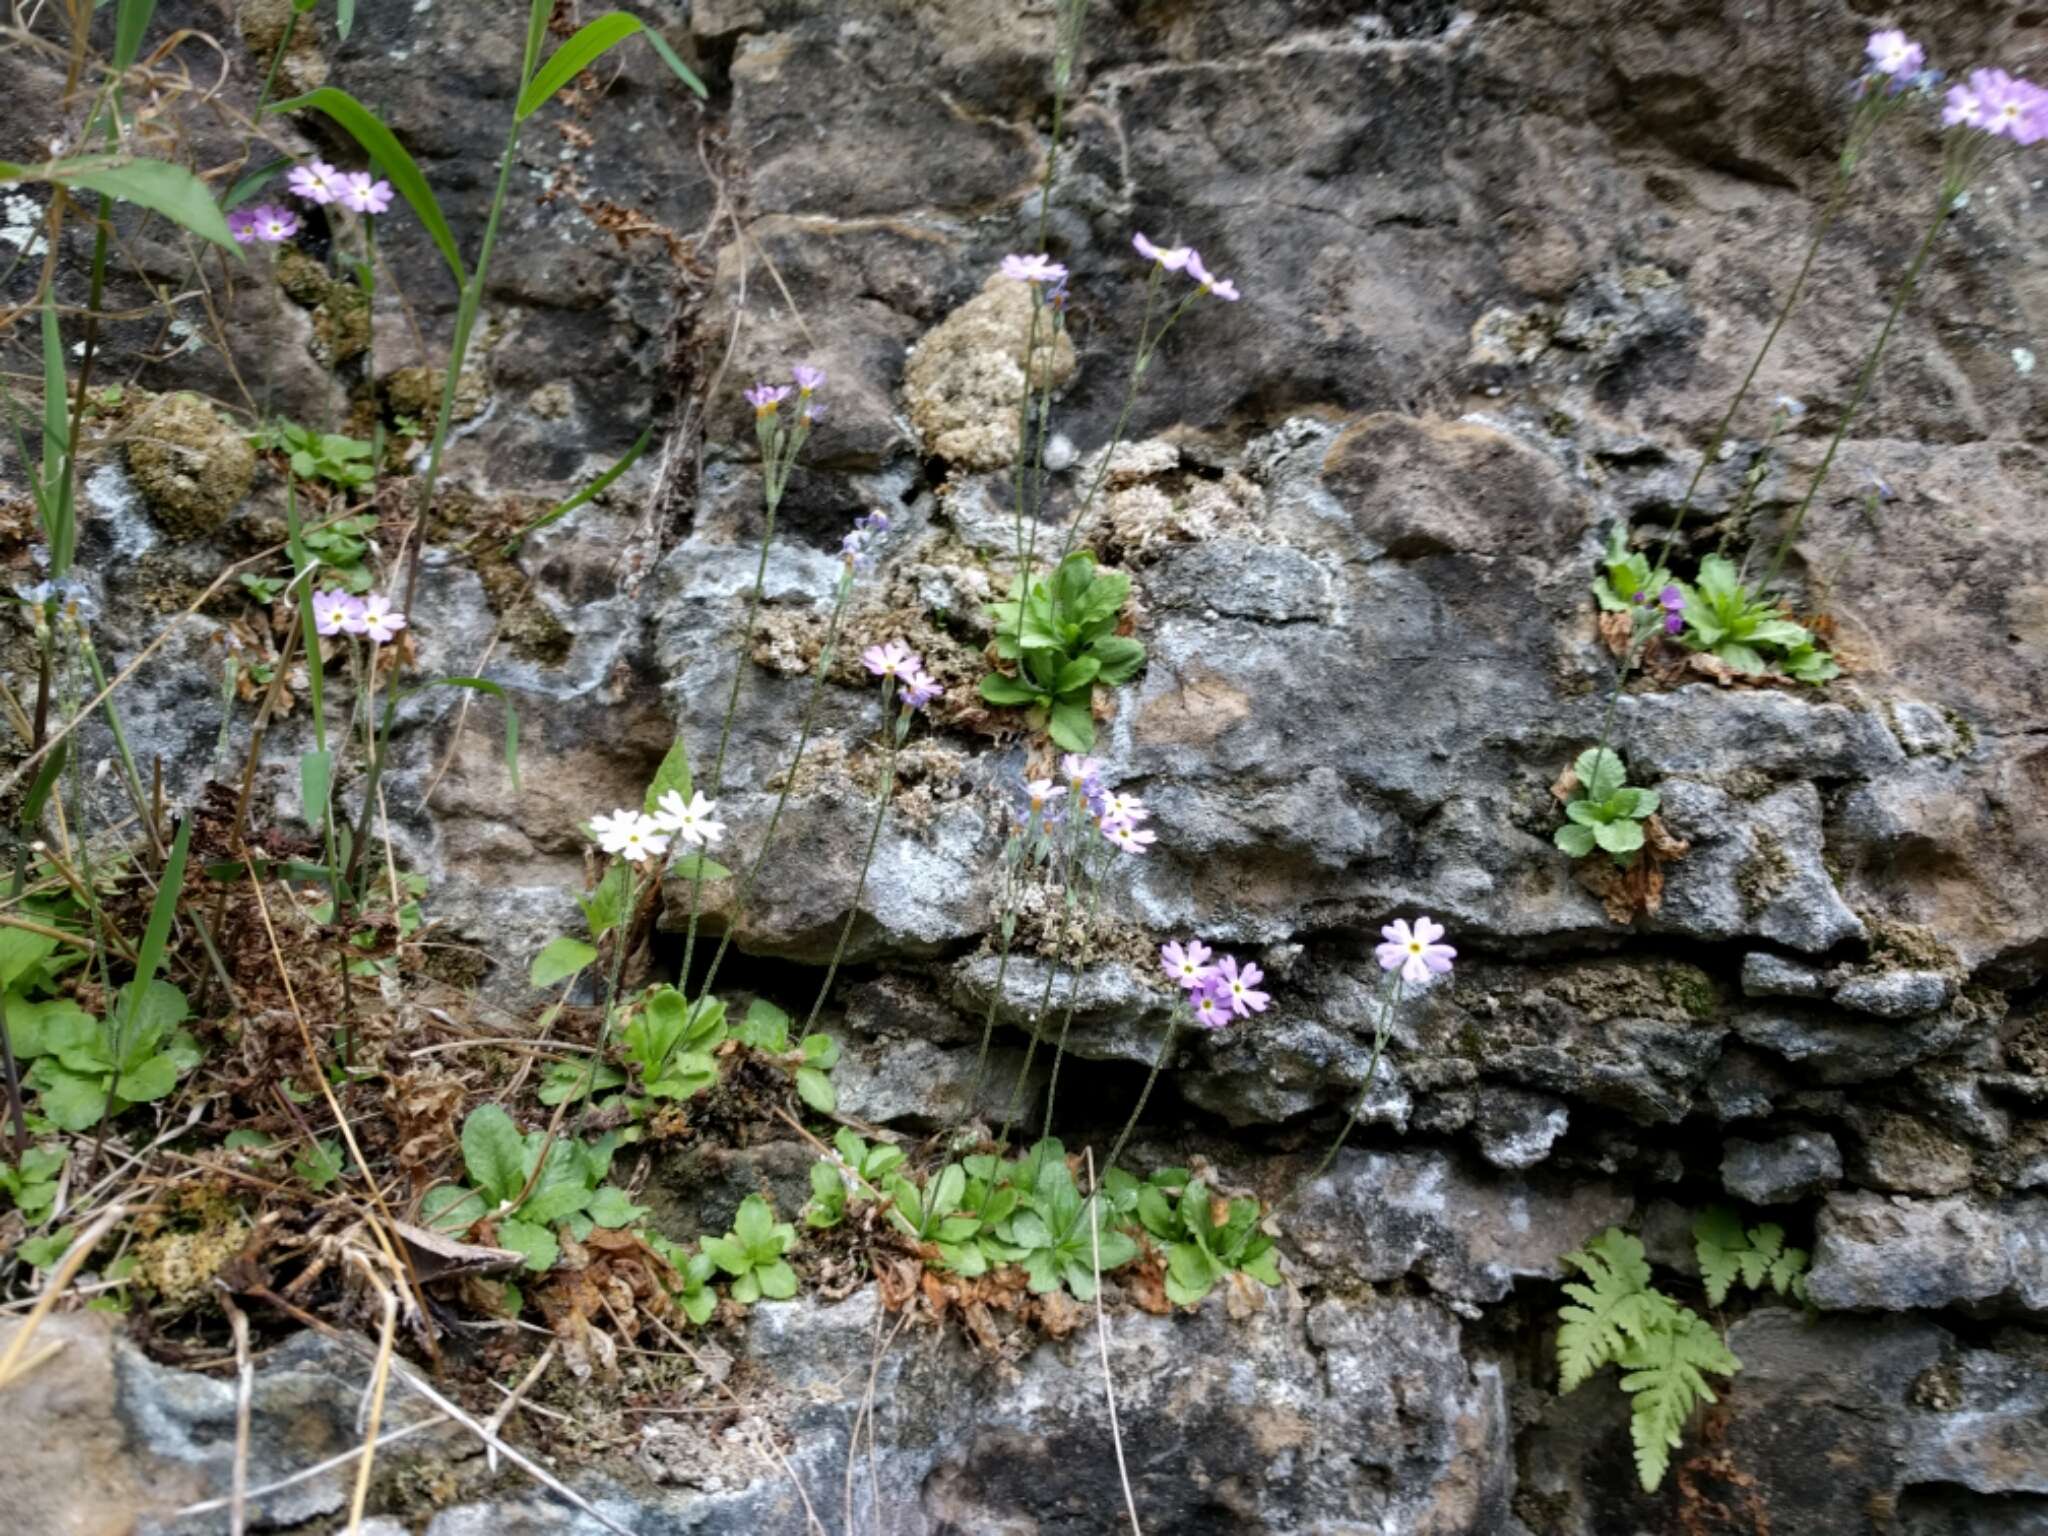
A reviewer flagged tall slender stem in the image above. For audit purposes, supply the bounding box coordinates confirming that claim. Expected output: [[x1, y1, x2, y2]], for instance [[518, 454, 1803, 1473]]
[[1283, 973, 1403, 1208], [680, 497, 779, 983], [959, 837, 1024, 1133], [697, 568, 854, 999], [1039, 868, 1104, 1137], [1761, 192, 1953, 589], [995, 950, 1066, 1153], [1644, 173, 1851, 577], [802, 683, 901, 1032], [1101, 1016, 1177, 1180]]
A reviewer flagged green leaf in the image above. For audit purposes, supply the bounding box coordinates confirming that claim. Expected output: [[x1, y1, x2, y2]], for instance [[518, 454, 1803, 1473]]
[[0, 928, 59, 990], [497, 1217, 559, 1273], [733, 1193, 778, 1255], [1593, 817, 1645, 855], [1563, 799, 1607, 827], [738, 998, 791, 1053], [1611, 786, 1660, 819], [669, 853, 730, 880], [113, 0, 159, 73], [293, 1137, 345, 1191], [586, 1185, 647, 1228], [801, 1033, 840, 1069], [267, 89, 466, 288], [1618, 1307, 1740, 1491], [753, 1258, 799, 1300], [1713, 641, 1767, 675], [1747, 619, 1810, 648], [113, 1053, 177, 1103], [1692, 1206, 1747, 1308], [460, 1104, 528, 1204], [1695, 554, 1740, 605], [46, 157, 240, 254], [1574, 748, 1627, 803], [20, 739, 69, 832], [1087, 635, 1146, 685], [530, 936, 598, 989], [506, 424, 653, 549], [1554, 821, 1599, 859], [335, 0, 355, 39], [111, 817, 191, 1076], [299, 749, 332, 830], [36, 1067, 109, 1132], [579, 862, 631, 939], [516, 12, 706, 121], [537, 1059, 624, 1105], [643, 737, 693, 817], [1053, 656, 1101, 693], [1047, 695, 1095, 751], [700, 1234, 750, 1279], [1556, 1228, 1660, 1393], [979, 672, 1044, 707], [421, 1185, 486, 1235], [1164, 1242, 1221, 1307], [794, 1067, 836, 1114]]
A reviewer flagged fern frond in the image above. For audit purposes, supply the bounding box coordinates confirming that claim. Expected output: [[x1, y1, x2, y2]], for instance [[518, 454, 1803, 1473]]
[[1617, 1308, 1742, 1491], [1557, 1228, 1657, 1391], [1692, 1206, 1746, 1306]]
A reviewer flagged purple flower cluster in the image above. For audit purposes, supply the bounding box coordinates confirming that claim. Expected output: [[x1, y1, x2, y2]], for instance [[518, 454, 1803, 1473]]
[[229, 204, 301, 245], [746, 365, 827, 424], [1000, 253, 1068, 286], [1944, 66, 2048, 143], [861, 639, 942, 711], [1160, 938, 1268, 1030], [1631, 582, 1685, 636], [1131, 232, 1241, 301], [841, 510, 890, 570], [1057, 754, 1157, 855], [1375, 917, 1456, 985], [286, 159, 395, 214], [312, 588, 408, 645]]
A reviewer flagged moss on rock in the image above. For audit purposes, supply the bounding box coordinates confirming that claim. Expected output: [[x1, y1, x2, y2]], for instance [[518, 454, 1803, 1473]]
[[125, 391, 256, 537], [385, 363, 491, 426]]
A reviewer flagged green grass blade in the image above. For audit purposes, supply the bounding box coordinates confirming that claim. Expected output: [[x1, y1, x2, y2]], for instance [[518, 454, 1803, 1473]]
[[19, 740, 67, 830], [113, 0, 158, 72], [284, 480, 328, 752], [53, 158, 239, 254], [114, 816, 193, 1057], [336, 0, 355, 40], [224, 155, 293, 211], [39, 290, 72, 577], [505, 423, 652, 550], [516, 13, 706, 119], [267, 88, 466, 288]]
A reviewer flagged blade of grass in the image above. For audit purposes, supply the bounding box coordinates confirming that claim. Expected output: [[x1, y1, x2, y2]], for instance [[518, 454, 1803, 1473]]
[[515, 12, 707, 119]]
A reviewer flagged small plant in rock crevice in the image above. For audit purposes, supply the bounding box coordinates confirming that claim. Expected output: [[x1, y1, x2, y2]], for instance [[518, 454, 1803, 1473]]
[[1554, 747, 1660, 865], [1556, 1211, 1812, 1492]]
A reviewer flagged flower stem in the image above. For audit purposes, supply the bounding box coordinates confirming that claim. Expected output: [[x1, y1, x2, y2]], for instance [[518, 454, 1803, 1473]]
[[697, 568, 854, 999], [1281, 973, 1402, 1210], [1645, 172, 1851, 577], [681, 494, 780, 984], [573, 864, 649, 1137], [958, 838, 1024, 1134], [1101, 1016, 1177, 1181], [1053, 271, 1175, 567], [802, 680, 901, 1032], [1039, 867, 1105, 1138], [1760, 190, 1954, 591], [995, 802, 1085, 1150]]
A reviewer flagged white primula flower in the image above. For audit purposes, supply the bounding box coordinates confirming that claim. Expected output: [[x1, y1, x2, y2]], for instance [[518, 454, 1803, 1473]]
[[592, 808, 668, 863], [654, 789, 726, 850]]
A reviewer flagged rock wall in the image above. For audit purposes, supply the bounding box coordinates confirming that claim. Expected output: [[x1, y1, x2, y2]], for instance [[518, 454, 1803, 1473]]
[[5, 1, 2048, 1533]]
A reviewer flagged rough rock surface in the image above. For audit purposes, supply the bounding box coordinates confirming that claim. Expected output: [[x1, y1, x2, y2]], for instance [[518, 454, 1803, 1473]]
[[5, 0, 2048, 1532]]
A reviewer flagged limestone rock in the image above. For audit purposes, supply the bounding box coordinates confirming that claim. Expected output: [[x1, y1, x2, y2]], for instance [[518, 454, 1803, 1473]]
[[904, 274, 1077, 469], [1808, 1193, 2048, 1314], [124, 391, 255, 536], [1721, 1129, 1842, 1204]]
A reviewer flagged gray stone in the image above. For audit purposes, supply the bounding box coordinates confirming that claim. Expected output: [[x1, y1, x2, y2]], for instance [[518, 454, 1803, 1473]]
[[829, 1032, 1044, 1129], [1730, 995, 1994, 1084], [1650, 780, 1865, 953], [1287, 1146, 1633, 1304], [1622, 686, 1904, 782], [1741, 950, 1830, 999], [1704, 1046, 1791, 1121], [1834, 967, 1956, 1020], [1808, 1193, 2048, 1314], [1721, 1129, 1842, 1204], [1889, 699, 1962, 757], [1472, 1085, 1570, 1169], [1843, 1105, 1978, 1196]]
